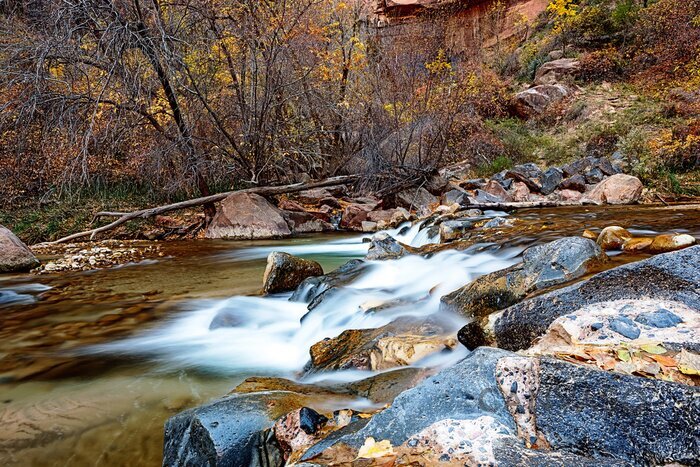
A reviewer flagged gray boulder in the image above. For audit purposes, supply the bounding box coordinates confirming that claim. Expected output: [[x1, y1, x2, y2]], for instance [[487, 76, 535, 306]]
[[290, 259, 367, 303], [396, 187, 438, 217], [558, 174, 587, 192], [506, 163, 544, 192], [0, 225, 39, 273]]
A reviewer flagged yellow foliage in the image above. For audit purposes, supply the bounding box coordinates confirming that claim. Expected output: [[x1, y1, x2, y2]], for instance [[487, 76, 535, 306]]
[[425, 49, 453, 75]]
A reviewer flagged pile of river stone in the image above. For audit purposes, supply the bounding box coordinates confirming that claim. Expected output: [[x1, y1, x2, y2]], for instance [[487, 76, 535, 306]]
[[204, 155, 645, 240], [164, 225, 699, 466]]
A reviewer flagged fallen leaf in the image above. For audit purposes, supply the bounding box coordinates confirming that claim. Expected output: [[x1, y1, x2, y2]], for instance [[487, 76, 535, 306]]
[[617, 349, 631, 362], [357, 437, 394, 459], [640, 343, 666, 355], [650, 354, 678, 367]]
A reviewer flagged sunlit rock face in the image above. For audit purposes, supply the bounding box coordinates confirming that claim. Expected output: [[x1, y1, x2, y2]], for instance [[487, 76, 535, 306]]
[[372, 0, 550, 56]]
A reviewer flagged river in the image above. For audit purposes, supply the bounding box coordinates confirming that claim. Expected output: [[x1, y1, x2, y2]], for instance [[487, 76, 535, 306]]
[[0, 205, 698, 466]]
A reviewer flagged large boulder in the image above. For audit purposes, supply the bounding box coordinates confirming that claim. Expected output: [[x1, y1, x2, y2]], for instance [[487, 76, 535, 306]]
[[441, 237, 606, 320], [483, 245, 700, 351], [206, 192, 291, 239], [514, 84, 571, 117], [481, 179, 513, 202], [262, 252, 324, 294], [0, 225, 40, 273], [299, 348, 688, 465], [584, 174, 643, 205], [534, 58, 580, 85]]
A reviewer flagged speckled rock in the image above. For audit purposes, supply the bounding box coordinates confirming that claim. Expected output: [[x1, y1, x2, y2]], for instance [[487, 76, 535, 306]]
[[262, 252, 323, 294], [439, 219, 474, 242], [489, 245, 700, 351], [584, 174, 643, 205], [0, 225, 40, 273], [536, 358, 700, 465], [206, 192, 292, 239]]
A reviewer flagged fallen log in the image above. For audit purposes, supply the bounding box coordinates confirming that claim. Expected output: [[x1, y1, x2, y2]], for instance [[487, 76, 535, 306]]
[[462, 200, 585, 211], [43, 175, 359, 245]]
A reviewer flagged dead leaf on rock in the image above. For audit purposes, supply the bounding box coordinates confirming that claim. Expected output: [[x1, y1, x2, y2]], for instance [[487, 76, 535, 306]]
[[357, 437, 395, 459], [678, 349, 700, 376]]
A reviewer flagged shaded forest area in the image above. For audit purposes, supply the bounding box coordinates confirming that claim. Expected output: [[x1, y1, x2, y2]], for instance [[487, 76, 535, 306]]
[[1, 0, 698, 241]]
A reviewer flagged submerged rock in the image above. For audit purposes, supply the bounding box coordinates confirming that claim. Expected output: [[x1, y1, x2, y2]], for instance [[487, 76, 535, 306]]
[[263, 252, 323, 294], [439, 219, 474, 242], [0, 225, 40, 273], [206, 192, 291, 239]]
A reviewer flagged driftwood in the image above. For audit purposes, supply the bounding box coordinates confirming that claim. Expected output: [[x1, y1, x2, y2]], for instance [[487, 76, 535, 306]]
[[44, 175, 359, 245]]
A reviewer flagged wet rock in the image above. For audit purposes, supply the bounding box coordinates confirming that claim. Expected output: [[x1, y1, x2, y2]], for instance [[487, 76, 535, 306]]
[[273, 407, 329, 462], [306, 316, 456, 373], [0, 225, 40, 273], [505, 163, 543, 192], [290, 259, 367, 303], [365, 233, 408, 261], [596, 226, 633, 251], [490, 246, 700, 351], [534, 58, 580, 85], [514, 84, 571, 117], [558, 174, 587, 192], [282, 211, 333, 234], [163, 391, 309, 467], [395, 187, 438, 217], [584, 174, 643, 205], [536, 358, 700, 465], [263, 252, 324, 294], [439, 220, 474, 242], [540, 167, 563, 195], [209, 309, 244, 330], [648, 233, 697, 254], [206, 192, 291, 239], [444, 237, 605, 322]]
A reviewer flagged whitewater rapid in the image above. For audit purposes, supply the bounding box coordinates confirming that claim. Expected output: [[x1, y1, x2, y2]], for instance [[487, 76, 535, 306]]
[[95, 217, 522, 378]]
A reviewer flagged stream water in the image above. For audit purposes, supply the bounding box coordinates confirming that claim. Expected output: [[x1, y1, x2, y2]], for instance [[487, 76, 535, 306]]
[[0, 205, 698, 466]]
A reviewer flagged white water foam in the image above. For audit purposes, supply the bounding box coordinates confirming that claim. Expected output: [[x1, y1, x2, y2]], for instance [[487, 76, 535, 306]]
[[95, 221, 522, 377]]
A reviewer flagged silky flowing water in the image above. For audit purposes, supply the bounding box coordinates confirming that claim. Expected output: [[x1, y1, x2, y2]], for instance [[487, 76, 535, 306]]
[[0, 205, 698, 466]]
